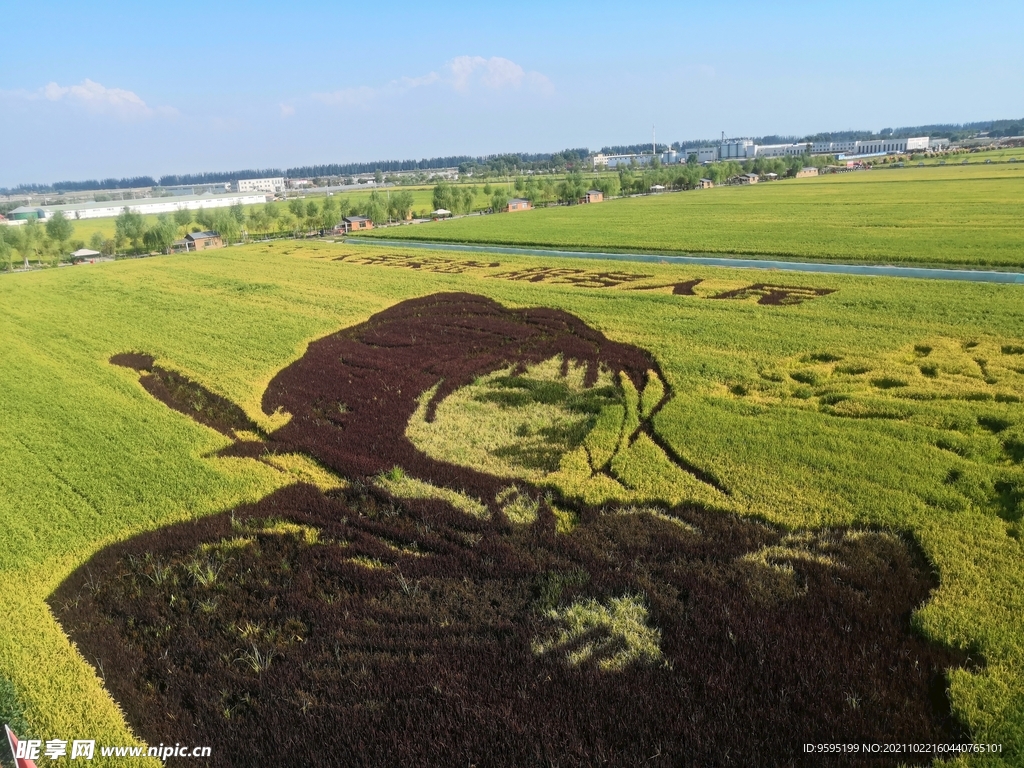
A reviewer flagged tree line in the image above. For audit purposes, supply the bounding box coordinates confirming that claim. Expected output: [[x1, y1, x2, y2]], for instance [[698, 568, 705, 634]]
[[0, 213, 80, 271]]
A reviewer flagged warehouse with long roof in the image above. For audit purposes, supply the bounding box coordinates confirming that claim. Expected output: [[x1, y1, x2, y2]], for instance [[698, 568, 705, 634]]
[[13, 191, 270, 221]]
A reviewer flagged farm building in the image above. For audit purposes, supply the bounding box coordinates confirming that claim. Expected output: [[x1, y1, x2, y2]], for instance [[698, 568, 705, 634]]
[[8, 206, 47, 221], [697, 178, 714, 189], [69, 248, 102, 261], [342, 216, 373, 232], [743, 173, 759, 184], [507, 198, 532, 212], [583, 190, 604, 203], [183, 231, 223, 251], [27, 192, 270, 222], [796, 167, 820, 178]]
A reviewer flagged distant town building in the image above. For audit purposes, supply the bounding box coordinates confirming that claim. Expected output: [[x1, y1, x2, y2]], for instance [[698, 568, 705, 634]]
[[506, 198, 532, 212], [795, 167, 820, 178], [342, 216, 373, 232], [235, 177, 286, 194], [583, 190, 604, 203]]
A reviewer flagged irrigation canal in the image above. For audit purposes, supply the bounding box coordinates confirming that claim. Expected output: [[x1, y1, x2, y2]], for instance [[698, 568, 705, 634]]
[[345, 238, 1024, 285]]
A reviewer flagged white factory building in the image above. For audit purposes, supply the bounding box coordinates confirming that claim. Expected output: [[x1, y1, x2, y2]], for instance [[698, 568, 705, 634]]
[[676, 137, 948, 163], [591, 149, 693, 168], [34, 192, 271, 221], [235, 177, 286, 193], [810, 136, 936, 155]]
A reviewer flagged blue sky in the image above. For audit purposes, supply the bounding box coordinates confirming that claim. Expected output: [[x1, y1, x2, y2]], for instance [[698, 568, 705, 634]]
[[1, 0, 1021, 187]]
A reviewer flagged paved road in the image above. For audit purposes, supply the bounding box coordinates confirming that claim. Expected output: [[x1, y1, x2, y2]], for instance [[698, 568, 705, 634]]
[[345, 238, 1024, 285]]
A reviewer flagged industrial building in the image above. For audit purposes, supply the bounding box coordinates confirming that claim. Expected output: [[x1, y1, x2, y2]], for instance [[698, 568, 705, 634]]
[[235, 177, 286, 194], [679, 136, 945, 163], [810, 137, 932, 155], [22, 192, 270, 221], [7, 206, 48, 221]]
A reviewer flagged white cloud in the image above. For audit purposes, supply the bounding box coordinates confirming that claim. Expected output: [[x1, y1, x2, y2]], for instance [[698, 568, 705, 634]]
[[279, 103, 296, 117], [450, 56, 524, 91], [309, 55, 553, 112], [399, 72, 442, 89], [526, 70, 556, 97], [37, 79, 175, 120], [312, 85, 378, 108]]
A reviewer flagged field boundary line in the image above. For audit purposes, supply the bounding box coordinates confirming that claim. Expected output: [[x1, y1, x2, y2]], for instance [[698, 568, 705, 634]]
[[344, 238, 1024, 284]]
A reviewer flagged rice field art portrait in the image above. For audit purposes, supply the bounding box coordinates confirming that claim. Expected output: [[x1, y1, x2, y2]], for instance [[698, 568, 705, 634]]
[[52, 293, 971, 767]]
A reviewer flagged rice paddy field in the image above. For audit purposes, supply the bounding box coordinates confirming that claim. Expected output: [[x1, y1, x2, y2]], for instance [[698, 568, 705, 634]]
[[1, 240, 1023, 766], [362, 164, 1024, 270]]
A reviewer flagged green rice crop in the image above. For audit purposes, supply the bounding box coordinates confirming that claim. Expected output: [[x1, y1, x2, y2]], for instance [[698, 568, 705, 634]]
[[0, 240, 1022, 764], [361, 164, 1024, 269]]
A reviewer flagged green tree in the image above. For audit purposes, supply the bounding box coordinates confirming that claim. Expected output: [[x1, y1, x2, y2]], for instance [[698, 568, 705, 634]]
[[456, 187, 476, 215], [388, 190, 415, 221], [115, 207, 146, 252], [541, 178, 556, 204], [288, 198, 306, 219], [374, 169, 383, 185], [304, 200, 320, 235], [264, 203, 280, 235], [595, 175, 620, 198], [557, 172, 587, 204], [0, 228, 13, 272], [173, 208, 193, 235], [490, 189, 510, 212], [277, 211, 298, 238], [194, 207, 215, 231], [248, 207, 269, 238], [19, 220, 44, 266], [432, 181, 457, 212], [365, 192, 387, 225], [4, 226, 27, 269], [483, 183, 493, 196], [142, 214, 178, 254], [89, 232, 105, 252], [230, 203, 246, 225], [45, 211, 74, 256], [320, 196, 339, 231], [212, 211, 241, 244]]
